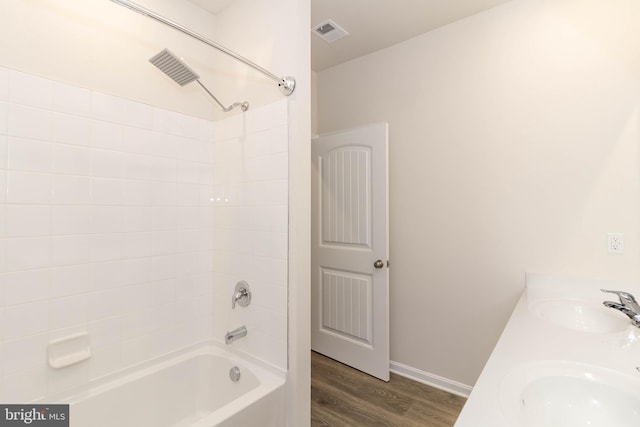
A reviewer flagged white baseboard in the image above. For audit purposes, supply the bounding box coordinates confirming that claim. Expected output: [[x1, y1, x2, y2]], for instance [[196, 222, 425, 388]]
[[390, 360, 472, 398]]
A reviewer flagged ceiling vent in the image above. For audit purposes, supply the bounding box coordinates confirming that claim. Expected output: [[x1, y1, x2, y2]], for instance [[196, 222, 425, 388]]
[[312, 19, 349, 43]]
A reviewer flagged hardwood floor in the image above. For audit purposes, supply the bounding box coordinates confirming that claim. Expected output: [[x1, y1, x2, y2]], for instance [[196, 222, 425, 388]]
[[311, 351, 466, 427]]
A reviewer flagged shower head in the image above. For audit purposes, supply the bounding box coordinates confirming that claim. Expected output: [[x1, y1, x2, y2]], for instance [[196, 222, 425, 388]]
[[149, 48, 200, 86], [149, 48, 248, 112]]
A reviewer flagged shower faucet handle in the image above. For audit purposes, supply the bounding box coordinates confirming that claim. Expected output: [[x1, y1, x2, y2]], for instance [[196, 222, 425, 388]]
[[232, 281, 252, 309]]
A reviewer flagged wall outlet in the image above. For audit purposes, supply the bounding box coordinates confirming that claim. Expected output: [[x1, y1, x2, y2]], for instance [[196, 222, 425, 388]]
[[608, 233, 624, 254]]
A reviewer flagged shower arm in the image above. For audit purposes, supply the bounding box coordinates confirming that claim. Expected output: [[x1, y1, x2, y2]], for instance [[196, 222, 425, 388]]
[[109, 0, 296, 96], [195, 80, 248, 113]]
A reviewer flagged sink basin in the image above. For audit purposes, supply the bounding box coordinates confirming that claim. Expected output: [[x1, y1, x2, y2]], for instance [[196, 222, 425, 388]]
[[500, 361, 640, 427], [529, 299, 629, 333]]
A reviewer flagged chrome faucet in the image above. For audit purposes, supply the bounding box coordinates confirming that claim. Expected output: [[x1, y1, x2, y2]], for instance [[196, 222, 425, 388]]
[[225, 325, 247, 344], [601, 289, 640, 328], [232, 281, 252, 309]]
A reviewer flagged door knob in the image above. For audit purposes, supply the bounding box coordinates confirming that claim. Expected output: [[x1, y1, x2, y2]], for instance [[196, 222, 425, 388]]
[[373, 259, 384, 269]]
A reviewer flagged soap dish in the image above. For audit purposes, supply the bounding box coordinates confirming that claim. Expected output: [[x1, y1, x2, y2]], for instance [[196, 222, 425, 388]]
[[47, 332, 91, 369]]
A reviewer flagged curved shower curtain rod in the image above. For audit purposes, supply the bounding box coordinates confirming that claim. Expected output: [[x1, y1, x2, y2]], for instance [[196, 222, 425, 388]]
[[109, 0, 296, 96]]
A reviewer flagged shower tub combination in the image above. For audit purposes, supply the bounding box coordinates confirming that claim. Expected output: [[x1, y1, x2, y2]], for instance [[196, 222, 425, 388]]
[[41, 342, 286, 427], [36, 2, 292, 425]]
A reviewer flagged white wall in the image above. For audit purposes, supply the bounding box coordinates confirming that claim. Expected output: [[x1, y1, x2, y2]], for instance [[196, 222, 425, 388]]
[[316, 0, 640, 387], [0, 0, 225, 120], [211, 100, 289, 369], [311, 71, 318, 136], [215, 1, 311, 425], [0, 67, 216, 401], [214, 0, 300, 112]]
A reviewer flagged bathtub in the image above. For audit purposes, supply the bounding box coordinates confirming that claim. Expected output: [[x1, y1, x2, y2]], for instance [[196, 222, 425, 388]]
[[40, 341, 286, 427]]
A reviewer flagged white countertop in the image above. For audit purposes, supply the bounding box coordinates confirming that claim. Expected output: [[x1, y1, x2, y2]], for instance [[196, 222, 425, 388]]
[[455, 273, 640, 427]]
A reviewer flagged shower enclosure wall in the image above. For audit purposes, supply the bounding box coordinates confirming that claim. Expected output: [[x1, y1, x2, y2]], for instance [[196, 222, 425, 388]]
[[0, 68, 288, 400], [0, 0, 297, 414]]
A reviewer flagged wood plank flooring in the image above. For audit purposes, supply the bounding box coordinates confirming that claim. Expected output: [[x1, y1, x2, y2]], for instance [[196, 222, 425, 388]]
[[311, 351, 466, 427]]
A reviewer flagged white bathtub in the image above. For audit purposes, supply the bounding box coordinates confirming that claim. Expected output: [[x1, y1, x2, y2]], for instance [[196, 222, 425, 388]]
[[40, 342, 286, 427]]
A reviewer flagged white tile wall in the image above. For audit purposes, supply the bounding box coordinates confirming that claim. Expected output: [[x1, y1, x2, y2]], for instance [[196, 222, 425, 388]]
[[0, 67, 224, 402], [211, 98, 289, 370], [0, 67, 289, 400], [0, 67, 288, 402]]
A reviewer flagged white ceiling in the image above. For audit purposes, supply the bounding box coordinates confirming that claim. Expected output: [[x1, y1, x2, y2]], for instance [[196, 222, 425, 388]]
[[190, 0, 512, 71], [187, 0, 236, 15], [311, 0, 512, 71]]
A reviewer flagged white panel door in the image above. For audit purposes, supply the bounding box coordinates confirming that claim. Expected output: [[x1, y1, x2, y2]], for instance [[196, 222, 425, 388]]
[[311, 123, 389, 381]]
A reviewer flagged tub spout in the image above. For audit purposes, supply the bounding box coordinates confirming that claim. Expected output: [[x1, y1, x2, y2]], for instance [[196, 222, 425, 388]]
[[225, 326, 247, 344]]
